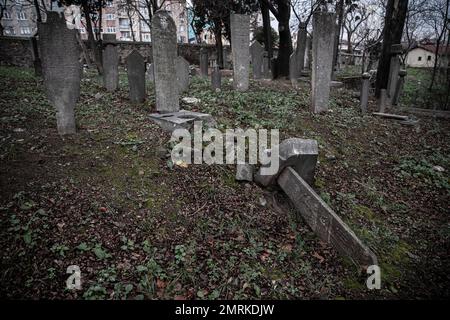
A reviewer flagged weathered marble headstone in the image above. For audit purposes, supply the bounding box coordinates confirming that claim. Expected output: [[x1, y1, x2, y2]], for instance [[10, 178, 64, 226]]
[[146, 63, 154, 83], [200, 47, 209, 77], [387, 44, 403, 99], [378, 88, 388, 113], [311, 12, 336, 113], [176, 56, 190, 93], [360, 72, 370, 113], [126, 50, 146, 103], [289, 53, 298, 86], [295, 22, 307, 74], [211, 63, 221, 91], [392, 69, 407, 106], [262, 51, 272, 79], [102, 34, 119, 92], [250, 41, 264, 79], [39, 12, 81, 135], [151, 10, 179, 113], [230, 13, 250, 91]]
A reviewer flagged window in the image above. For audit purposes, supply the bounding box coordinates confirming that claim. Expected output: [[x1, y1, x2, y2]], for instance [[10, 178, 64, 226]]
[[141, 22, 150, 32], [106, 0, 114, 7], [79, 27, 86, 33], [106, 14, 115, 20], [179, 26, 184, 32], [20, 27, 31, 35], [418, 56, 422, 61], [427, 55, 432, 61], [4, 27, 15, 35], [3, 11, 11, 19], [142, 33, 151, 41], [17, 11, 27, 20], [106, 27, 116, 33], [119, 18, 130, 28], [121, 31, 131, 40]]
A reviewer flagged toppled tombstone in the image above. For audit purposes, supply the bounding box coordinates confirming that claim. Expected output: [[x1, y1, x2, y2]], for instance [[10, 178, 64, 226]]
[[149, 110, 216, 132]]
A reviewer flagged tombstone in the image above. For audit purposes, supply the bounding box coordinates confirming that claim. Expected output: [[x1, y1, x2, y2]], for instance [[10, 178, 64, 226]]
[[29, 33, 42, 77], [360, 72, 370, 113], [295, 22, 307, 74], [387, 44, 403, 99], [305, 36, 312, 70], [176, 56, 190, 93], [378, 88, 388, 113], [102, 34, 119, 92], [261, 51, 272, 79], [289, 53, 298, 86], [392, 69, 407, 106], [230, 13, 250, 91], [146, 63, 154, 83], [200, 47, 209, 77], [151, 10, 179, 113], [311, 12, 336, 113], [211, 62, 221, 91], [38, 12, 81, 135], [250, 41, 264, 79], [126, 50, 146, 103]]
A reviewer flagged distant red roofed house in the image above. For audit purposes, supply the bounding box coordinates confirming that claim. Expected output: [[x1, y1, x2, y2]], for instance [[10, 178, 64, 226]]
[[406, 42, 450, 68]]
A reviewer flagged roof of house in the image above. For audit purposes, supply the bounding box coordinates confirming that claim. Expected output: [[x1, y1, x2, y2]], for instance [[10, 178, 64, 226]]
[[412, 44, 450, 55]]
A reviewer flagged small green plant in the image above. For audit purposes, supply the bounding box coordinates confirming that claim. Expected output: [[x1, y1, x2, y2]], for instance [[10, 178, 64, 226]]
[[174, 244, 187, 264], [51, 244, 70, 257], [92, 244, 111, 260]]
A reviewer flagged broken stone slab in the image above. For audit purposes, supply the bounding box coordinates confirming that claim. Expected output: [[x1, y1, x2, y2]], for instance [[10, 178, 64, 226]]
[[181, 97, 201, 105], [236, 164, 254, 182], [278, 167, 378, 267], [254, 138, 318, 187], [150, 110, 216, 132], [372, 113, 409, 121]]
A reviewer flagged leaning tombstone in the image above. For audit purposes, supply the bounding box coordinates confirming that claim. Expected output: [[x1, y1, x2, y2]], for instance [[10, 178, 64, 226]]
[[261, 51, 272, 79], [295, 22, 307, 74], [378, 88, 388, 113], [211, 62, 221, 91], [311, 11, 336, 113], [38, 12, 81, 135], [102, 34, 119, 92], [200, 47, 209, 77], [289, 53, 298, 86], [126, 50, 146, 103], [230, 13, 250, 91], [177, 56, 190, 93], [360, 72, 370, 113], [250, 41, 264, 79], [151, 10, 179, 113], [387, 44, 402, 100], [392, 69, 407, 106]]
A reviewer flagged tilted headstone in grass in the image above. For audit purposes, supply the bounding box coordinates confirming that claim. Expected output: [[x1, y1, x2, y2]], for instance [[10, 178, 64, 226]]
[[250, 41, 264, 79], [387, 44, 403, 100], [295, 22, 308, 74], [126, 50, 146, 103], [177, 56, 190, 93], [261, 51, 272, 79], [230, 13, 250, 91], [151, 10, 179, 113], [311, 11, 336, 113], [38, 12, 81, 135], [360, 72, 371, 113], [211, 63, 222, 91], [102, 34, 119, 92]]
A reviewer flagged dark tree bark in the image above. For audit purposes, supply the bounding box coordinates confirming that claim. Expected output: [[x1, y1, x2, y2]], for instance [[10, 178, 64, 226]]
[[332, 0, 344, 79], [375, 0, 409, 97], [274, 0, 293, 77], [260, 0, 273, 60], [81, 1, 103, 74]]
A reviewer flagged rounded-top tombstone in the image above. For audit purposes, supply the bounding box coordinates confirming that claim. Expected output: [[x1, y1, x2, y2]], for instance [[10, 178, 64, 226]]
[[151, 10, 179, 113]]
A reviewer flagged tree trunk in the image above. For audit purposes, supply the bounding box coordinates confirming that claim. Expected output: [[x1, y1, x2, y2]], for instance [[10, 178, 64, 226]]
[[275, 0, 293, 78], [81, 1, 103, 75], [429, 0, 449, 90], [260, 1, 273, 60], [375, 0, 409, 97]]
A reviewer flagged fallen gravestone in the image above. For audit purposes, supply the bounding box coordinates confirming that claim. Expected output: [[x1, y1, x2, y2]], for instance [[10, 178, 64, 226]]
[[230, 13, 250, 91], [126, 50, 146, 103], [151, 10, 179, 112], [103, 34, 119, 92], [149, 110, 216, 132], [39, 12, 81, 135]]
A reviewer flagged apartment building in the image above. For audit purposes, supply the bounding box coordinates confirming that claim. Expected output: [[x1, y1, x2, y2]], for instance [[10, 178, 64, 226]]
[[0, 0, 189, 43]]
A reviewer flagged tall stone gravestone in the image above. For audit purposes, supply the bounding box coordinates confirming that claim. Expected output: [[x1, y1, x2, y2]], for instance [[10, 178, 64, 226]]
[[39, 12, 81, 135], [211, 62, 221, 91], [295, 22, 307, 74], [250, 41, 264, 79], [262, 51, 272, 79], [126, 50, 146, 103], [103, 34, 119, 92], [230, 13, 250, 91], [146, 63, 154, 83], [200, 47, 209, 77], [177, 56, 190, 93], [151, 10, 179, 113], [289, 53, 298, 86], [311, 12, 336, 113]]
